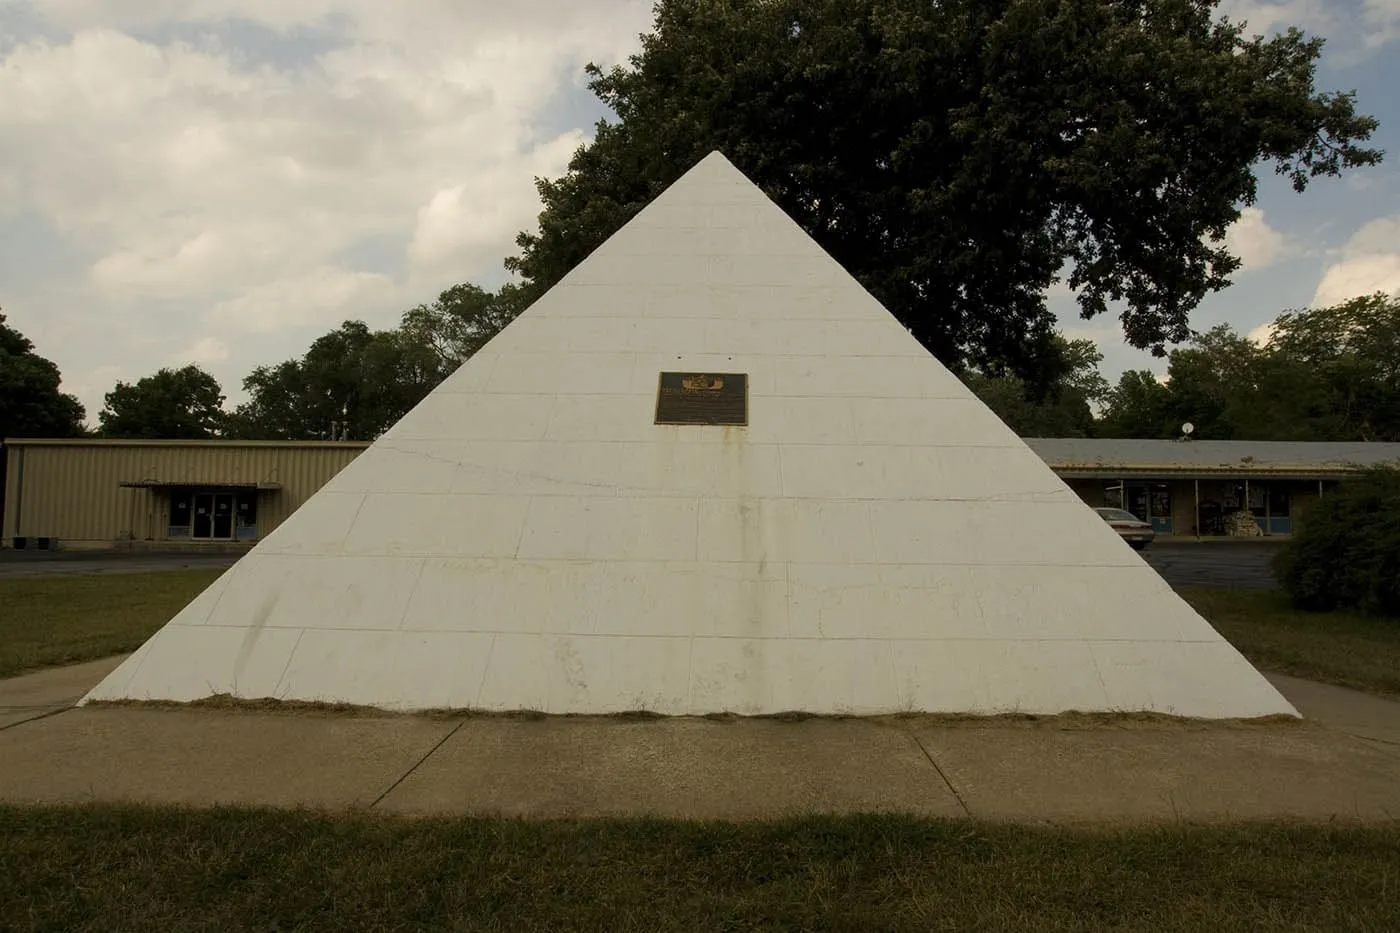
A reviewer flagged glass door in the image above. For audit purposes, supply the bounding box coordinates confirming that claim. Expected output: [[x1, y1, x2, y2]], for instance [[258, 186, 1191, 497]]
[[1125, 482, 1174, 534], [212, 493, 235, 539], [192, 493, 214, 539]]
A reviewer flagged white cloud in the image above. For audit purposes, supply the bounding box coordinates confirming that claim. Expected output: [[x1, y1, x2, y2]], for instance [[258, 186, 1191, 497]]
[[0, 1, 654, 421], [1246, 321, 1277, 346], [1220, 0, 1400, 57], [207, 266, 399, 333], [1223, 207, 1294, 272], [1218, 0, 1336, 37], [405, 130, 586, 279], [1312, 216, 1400, 307], [1362, 0, 1400, 47], [173, 337, 231, 367]]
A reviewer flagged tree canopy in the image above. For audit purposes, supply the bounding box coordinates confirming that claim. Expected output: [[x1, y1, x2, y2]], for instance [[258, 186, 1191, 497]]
[[98, 365, 228, 439], [506, 0, 1381, 388], [0, 310, 86, 440], [224, 285, 523, 441], [964, 336, 1109, 436], [1098, 293, 1400, 442]]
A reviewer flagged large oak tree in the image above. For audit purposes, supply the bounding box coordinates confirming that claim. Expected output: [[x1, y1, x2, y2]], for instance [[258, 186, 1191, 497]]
[[506, 0, 1381, 389]]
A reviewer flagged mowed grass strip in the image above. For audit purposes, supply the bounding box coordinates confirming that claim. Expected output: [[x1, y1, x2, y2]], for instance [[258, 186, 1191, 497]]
[[0, 569, 222, 678], [1183, 586, 1400, 697], [3, 806, 1399, 932]]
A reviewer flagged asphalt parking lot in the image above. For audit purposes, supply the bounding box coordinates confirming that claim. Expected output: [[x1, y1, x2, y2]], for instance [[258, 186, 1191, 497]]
[[0, 550, 239, 578], [1141, 540, 1284, 590]]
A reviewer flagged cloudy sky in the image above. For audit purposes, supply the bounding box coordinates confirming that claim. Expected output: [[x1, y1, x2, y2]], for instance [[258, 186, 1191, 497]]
[[2, 0, 1399, 424]]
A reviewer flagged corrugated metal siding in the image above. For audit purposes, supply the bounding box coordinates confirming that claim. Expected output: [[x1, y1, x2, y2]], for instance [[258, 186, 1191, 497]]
[[1, 445, 21, 540], [3, 442, 366, 547]]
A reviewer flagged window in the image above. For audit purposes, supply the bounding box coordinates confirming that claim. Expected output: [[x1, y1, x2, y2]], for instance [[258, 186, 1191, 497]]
[[235, 490, 259, 540], [1248, 483, 1268, 518], [167, 490, 192, 538], [1149, 484, 1172, 519]]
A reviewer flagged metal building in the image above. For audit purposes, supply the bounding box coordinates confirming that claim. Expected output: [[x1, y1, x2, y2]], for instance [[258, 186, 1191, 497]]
[[2, 439, 367, 550]]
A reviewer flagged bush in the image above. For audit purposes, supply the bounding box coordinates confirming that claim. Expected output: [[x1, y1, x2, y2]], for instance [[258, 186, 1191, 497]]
[[1276, 465, 1400, 618]]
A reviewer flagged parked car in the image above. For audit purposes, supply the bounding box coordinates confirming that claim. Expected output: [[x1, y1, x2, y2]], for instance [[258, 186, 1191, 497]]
[[1094, 507, 1155, 550]]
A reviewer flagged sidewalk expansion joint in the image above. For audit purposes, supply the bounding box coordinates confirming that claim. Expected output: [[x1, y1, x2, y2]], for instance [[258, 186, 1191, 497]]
[[369, 719, 467, 809], [0, 705, 75, 733], [911, 733, 971, 817]]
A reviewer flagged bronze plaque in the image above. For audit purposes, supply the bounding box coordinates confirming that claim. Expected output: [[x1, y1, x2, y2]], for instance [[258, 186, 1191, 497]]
[[655, 372, 748, 425]]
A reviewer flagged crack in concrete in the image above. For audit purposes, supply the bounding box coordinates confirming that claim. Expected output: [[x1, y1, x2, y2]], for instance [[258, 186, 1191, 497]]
[[368, 719, 467, 809], [0, 705, 74, 732], [911, 732, 971, 817]]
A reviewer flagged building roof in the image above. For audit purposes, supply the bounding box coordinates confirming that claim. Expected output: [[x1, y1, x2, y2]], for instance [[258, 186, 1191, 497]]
[[1026, 438, 1400, 478], [3, 437, 370, 449]]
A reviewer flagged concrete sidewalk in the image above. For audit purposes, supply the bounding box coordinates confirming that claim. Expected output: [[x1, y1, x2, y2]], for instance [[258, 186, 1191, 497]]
[[0, 656, 127, 729], [2, 707, 1399, 822], [3, 659, 1400, 823]]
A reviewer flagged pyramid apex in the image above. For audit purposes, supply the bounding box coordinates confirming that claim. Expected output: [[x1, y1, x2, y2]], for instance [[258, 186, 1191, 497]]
[[682, 149, 743, 176]]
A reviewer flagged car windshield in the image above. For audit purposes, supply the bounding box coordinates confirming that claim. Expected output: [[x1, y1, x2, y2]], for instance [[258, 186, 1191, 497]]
[[1097, 508, 1142, 522]]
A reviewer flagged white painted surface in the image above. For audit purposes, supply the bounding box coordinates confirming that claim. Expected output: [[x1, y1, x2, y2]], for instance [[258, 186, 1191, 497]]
[[84, 152, 1297, 719]]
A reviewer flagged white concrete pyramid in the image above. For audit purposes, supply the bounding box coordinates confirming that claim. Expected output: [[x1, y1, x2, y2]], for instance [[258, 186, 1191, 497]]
[[84, 152, 1297, 719]]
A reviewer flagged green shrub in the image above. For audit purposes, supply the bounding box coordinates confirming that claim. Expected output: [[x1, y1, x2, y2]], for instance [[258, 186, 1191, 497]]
[[1276, 465, 1400, 618]]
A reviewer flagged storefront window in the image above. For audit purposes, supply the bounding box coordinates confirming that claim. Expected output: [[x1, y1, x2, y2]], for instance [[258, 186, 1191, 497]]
[[1248, 483, 1267, 518], [1102, 481, 1125, 509], [166, 488, 258, 540], [1150, 484, 1171, 519], [167, 490, 192, 537], [235, 490, 259, 540]]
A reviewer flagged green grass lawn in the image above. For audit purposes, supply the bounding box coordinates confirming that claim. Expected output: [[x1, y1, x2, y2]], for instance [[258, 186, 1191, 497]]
[[0, 569, 222, 678], [1182, 587, 1400, 696], [3, 806, 1399, 932]]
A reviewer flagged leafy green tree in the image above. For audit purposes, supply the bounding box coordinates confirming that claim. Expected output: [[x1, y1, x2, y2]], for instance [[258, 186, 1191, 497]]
[[1097, 295, 1400, 441], [964, 336, 1109, 436], [1150, 324, 1267, 440], [507, 0, 1381, 385], [98, 365, 227, 439], [1096, 370, 1175, 438], [398, 283, 528, 372], [1276, 465, 1400, 618], [0, 310, 86, 439], [228, 283, 525, 441], [228, 322, 387, 441], [1267, 293, 1400, 442]]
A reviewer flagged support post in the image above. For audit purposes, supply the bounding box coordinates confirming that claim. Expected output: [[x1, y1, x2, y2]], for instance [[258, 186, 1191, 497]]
[[1194, 479, 1200, 540], [1244, 479, 1251, 536]]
